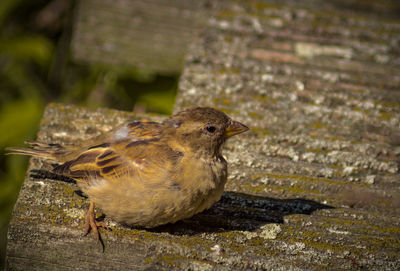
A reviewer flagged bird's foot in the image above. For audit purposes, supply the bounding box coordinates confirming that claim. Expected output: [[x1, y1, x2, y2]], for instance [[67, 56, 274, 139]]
[[84, 201, 109, 251]]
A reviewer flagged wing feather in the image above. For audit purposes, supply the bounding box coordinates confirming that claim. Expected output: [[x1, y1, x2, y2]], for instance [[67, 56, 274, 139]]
[[51, 120, 163, 176], [43, 120, 183, 190]]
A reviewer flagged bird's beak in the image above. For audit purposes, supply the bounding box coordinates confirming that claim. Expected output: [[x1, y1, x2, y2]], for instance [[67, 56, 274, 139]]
[[224, 120, 249, 138]]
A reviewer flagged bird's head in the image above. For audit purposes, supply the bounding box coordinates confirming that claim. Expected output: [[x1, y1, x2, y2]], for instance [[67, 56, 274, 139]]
[[164, 107, 249, 156]]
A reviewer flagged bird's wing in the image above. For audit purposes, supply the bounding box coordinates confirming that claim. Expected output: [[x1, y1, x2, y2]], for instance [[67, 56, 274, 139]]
[[53, 121, 182, 185], [61, 120, 164, 159], [5, 121, 164, 163]]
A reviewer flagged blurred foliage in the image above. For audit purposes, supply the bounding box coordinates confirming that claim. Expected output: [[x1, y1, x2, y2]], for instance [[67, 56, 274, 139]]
[[0, 0, 179, 268]]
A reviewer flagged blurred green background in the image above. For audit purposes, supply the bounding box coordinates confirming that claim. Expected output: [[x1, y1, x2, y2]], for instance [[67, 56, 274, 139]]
[[0, 0, 178, 267]]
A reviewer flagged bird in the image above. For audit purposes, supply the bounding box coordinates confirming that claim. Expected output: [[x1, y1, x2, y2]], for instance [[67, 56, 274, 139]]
[[7, 107, 249, 243]]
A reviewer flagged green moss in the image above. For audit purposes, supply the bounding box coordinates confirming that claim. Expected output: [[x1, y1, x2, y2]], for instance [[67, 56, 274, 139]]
[[214, 231, 247, 253], [15, 201, 76, 228], [252, 94, 277, 104], [109, 227, 144, 240], [252, 172, 370, 188], [361, 224, 400, 235], [216, 66, 241, 75], [377, 101, 400, 110], [224, 36, 233, 43], [355, 235, 400, 255], [251, 127, 269, 136], [279, 226, 352, 254], [305, 148, 330, 154], [378, 110, 395, 121], [309, 122, 326, 130], [217, 9, 239, 19], [159, 253, 188, 266], [212, 230, 284, 257], [247, 1, 281, 11], [246, 237, 268, 256]]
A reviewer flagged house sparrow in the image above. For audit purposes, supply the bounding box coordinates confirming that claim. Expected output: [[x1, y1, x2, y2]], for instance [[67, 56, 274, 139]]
[[7, 107, 248, 242]]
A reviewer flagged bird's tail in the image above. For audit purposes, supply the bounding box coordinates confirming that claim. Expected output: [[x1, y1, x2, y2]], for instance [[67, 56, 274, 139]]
[[5, 141, 68, 161]]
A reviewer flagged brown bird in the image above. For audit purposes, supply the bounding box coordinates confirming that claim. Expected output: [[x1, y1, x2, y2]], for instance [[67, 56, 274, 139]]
[[7, 107, 248, 242]]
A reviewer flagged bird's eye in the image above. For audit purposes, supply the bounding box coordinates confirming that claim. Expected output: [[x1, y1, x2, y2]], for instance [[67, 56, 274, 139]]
[[206, 126, 216, 133]]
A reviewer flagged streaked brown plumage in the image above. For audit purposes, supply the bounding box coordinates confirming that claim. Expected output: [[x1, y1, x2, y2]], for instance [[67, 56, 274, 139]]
[[7, 107, 248, 242]]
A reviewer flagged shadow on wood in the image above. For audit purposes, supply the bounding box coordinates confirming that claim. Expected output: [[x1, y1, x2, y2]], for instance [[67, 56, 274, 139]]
[[150, 191, 333, 234]]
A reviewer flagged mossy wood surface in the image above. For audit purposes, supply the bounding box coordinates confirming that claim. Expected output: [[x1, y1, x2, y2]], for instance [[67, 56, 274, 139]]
[[6, 0, 400, 270]]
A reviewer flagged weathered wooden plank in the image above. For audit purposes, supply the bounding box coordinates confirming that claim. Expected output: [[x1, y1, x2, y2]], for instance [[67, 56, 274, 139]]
[[174, 0, 400, 269], [71, 0, 203, 74]]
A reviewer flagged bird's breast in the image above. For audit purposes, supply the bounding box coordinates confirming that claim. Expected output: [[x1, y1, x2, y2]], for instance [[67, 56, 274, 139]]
[[83, 154, 228, 227]]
